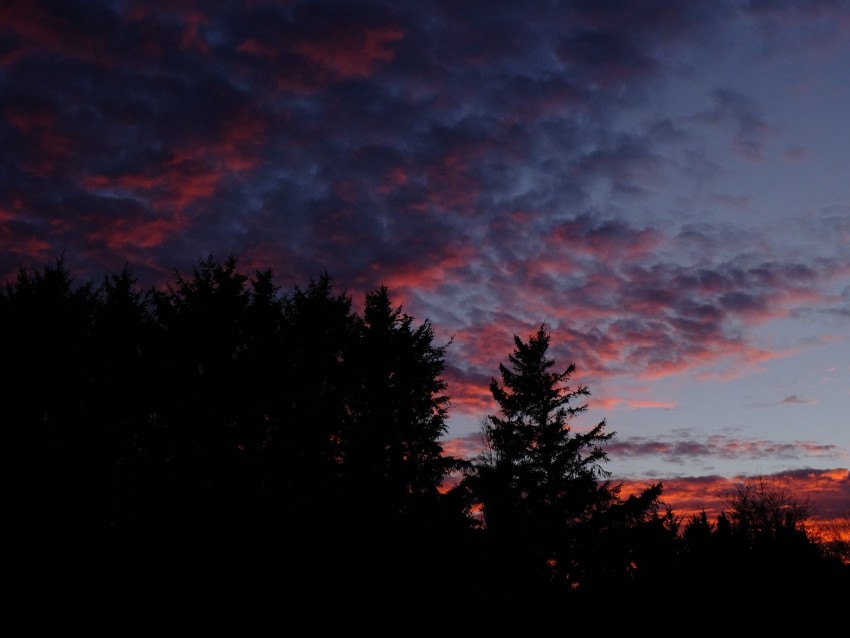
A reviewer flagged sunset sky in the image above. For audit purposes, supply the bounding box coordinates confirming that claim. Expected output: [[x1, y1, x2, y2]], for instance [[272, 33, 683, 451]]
[[1, 0, 847, 524]]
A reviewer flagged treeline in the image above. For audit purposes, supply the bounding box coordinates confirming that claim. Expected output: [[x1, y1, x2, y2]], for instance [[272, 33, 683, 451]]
[[4, 254, 847, 603]]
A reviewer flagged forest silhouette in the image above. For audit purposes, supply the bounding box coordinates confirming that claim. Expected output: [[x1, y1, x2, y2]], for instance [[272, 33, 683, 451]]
[[5, 253, 847, 607]]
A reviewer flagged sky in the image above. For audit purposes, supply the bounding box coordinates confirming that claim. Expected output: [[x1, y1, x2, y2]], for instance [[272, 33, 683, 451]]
[[1, 0, 848, 526]]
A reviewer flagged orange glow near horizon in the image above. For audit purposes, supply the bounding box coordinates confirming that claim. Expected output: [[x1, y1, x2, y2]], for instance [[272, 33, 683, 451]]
[[619, 468, 850, 531], [439, 452, 847, 537]]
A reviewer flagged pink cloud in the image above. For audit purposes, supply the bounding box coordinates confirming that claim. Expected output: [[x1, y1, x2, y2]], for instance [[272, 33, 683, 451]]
[[293, 25, 404, 80], [441, 433, 485, 461], [85, 214, 185, 251], [84, 111, 265, 214], [374, 250, 478, 295]]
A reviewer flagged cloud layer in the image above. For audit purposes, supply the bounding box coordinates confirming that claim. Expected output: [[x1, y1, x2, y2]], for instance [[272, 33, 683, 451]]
[[2, 1, 848, 487]]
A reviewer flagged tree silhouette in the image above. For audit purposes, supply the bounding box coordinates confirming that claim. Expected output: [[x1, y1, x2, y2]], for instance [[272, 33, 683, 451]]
[[722, 475, 812, 544], [464, 324, 663, 595], [818, 508, 850, 566], [143, 254, 264, 540], [719, 476, 849, 592], [669, 479, 850, 602], [10, 252, 846, 603], [331, 286, 470, 587], [3, 255, 100, 540], [342, 286, 455, 522], [96, 265, 160, 532], [272, 270, 360, 533]]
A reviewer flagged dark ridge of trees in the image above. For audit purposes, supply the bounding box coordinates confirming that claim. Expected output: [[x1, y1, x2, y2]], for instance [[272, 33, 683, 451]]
[[4, 254, 847, 604]]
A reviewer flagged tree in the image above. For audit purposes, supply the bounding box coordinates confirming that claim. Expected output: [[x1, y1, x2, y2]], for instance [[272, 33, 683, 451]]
[[465, 324, 663, 594], [272, 270, 360, 528], [721, 476, 829, 579], [341, 286, 459, 527], [95, 265, 161, 531], [670, 477, 850, 598], [722, 475, 814, 543], [3, 255, 100, 539], [288, 284, 469, 592], [144, 253, 263, 538], [818, 508, 850, 566]]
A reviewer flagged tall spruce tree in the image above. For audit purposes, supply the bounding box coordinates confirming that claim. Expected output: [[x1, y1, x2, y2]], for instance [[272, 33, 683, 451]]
[[466, 324, 663, 594]]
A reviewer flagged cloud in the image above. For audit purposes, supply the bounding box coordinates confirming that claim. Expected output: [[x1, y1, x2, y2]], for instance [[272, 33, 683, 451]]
[[691, 89, 773, 161], [442, 427, 846, 481], [606, 432, 842, 464], [743, 393, 821, 408], [439, 441, 848, 529], [780, 394, 816, 405], [2, 2, 848, 481]]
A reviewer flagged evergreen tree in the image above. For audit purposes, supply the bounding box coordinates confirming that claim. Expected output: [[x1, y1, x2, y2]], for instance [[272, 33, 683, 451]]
[[273, 270, 360, 530], [323, 285, 472, 591], [95, 265, 160, 531], [466, 324, 663, 594], [342, 286, 457, 526], [3, 255, 99, 539], [147, 254, 257, 537]]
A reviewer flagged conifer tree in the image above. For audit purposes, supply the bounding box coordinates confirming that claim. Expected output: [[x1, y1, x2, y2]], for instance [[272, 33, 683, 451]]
[[467, 324, 662, 593], [3, 256, 100, 538], [342, 286, 456, 527], [147, 254, 257, 536], [274, 270, 359, 527]]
